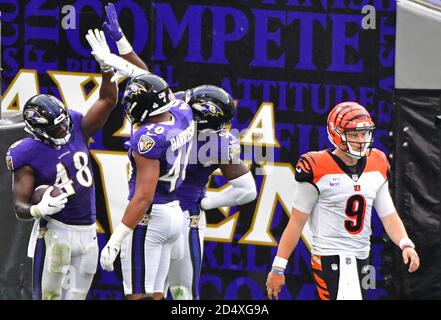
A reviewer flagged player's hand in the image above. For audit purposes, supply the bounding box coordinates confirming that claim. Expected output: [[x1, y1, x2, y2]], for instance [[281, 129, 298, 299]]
[[266, 271, 285, 300], [100, 53, 148, 83], [403, 247, 420, 272], [31, 186, 68, 219], [102, 3, 124, 42], [85, 29, 112, 71], [100, 241, 120, 272]]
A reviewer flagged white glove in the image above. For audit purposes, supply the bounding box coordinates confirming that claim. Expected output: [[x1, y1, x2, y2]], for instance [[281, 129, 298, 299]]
[[100, 223, 132, 272], [100, 53, 148, 83], [30, 186, 68, 219], [85, 28, 112, 72], [100, 242, 120, 272]]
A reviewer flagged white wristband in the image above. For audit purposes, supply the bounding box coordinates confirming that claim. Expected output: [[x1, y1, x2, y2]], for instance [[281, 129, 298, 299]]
[[116, 35, 133, 55], [109, 223, 132, 246], [399, 237, 415, 250], [272, 256, 288, 270]]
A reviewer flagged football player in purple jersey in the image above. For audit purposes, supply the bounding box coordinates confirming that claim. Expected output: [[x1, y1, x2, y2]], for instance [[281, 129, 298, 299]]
[[100, 3, 257, 300], [98, 72, 195, 300], [91, 17, 195, 297], [168, 85, 257, 300], [5, 29, 118, 300]]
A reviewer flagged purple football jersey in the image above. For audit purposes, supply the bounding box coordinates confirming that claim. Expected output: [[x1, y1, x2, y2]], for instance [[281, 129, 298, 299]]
[[127, 99, 195, 204], [176, 129, 241, 212], [6, 110, 96, 225]]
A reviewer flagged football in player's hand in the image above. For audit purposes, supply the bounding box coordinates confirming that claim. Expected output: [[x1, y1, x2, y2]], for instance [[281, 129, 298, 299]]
[[31, 185, 65, 204]]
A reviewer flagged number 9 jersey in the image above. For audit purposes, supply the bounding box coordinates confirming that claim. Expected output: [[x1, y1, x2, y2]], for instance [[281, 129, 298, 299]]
[[6, 110, 96, 225], [294, 148, 394, 259]]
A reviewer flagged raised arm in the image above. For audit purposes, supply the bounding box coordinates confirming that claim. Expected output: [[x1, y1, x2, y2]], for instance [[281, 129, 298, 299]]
[[102, 2, 149, 71], [81, 29, 118, 140]]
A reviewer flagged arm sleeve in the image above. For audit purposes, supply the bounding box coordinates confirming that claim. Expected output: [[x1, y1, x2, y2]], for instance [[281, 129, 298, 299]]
[[292, 180, 319, 214], [373, 181, 396, 218], [6, 140, 29, 172], [200, 171, 257, 210]]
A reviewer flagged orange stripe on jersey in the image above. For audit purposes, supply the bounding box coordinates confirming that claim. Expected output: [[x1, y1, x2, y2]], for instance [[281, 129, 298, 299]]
[[311, 255, 322, 271], [302, 151, 345, 185], [313, 272, 328, 290], [317, 286, 331, 300], [297, 158, 310, 172], [365, 148, 389, 180]]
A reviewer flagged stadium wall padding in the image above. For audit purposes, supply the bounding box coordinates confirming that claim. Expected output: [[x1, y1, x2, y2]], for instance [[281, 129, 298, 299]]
[[0, 116, 33, 299], [383, 90, 441, 299]]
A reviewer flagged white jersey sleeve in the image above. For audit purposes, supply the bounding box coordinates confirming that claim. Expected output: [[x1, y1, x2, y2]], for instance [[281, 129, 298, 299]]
[[292, 180, 319, 214], [373, 181, 396, 218]]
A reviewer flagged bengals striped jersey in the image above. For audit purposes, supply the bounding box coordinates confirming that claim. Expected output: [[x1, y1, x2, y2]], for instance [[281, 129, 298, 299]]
[[294, 148, 395, 259]]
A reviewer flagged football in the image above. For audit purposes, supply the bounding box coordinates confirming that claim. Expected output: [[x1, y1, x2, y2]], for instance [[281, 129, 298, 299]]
[[31, 185, 65, 205]]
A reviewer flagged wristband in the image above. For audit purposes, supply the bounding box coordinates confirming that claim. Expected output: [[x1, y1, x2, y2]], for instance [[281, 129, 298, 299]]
[[116, 36, 133, 55], [109, 223, 132, 246], [272, 256, 288, 270], [271, 268, 284, 275], [399, 238, 415, 250]]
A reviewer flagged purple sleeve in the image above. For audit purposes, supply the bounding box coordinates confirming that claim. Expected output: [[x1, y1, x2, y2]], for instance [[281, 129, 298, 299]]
[[6, 139, 32, 171], [130, 130, 165, 159], [69, 109, 84, 123]]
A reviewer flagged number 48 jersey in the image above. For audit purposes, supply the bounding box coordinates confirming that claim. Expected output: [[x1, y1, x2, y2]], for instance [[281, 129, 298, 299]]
[[6, 110, 96, 225], [295, 148, 391, 259]]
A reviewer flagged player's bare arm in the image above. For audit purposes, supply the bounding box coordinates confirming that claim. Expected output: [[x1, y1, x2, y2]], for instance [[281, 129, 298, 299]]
[[381, 212, 420, 272], [266, 208, 309, 300], [12, 166, 35, 219], [81, 29, 118, 140], [102, 2, 149, 71], [100, 151, 160, 272], [121, 152, 159, 228], [219, 162, 249, 180]]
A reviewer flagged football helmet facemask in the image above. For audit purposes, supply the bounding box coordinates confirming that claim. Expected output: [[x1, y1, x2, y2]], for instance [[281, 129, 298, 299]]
[[121, 73, 174, 124], [23, 94, 73, 146], [327, 101, 375, 159]]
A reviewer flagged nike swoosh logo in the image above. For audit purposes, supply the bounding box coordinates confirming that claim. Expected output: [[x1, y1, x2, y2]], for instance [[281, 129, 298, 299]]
[[93, 236, 97, 240], [296, 167, 302, 173]]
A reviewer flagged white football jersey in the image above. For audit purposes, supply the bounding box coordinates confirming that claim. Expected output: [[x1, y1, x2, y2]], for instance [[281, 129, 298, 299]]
[[295, 148, 390, 259]]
